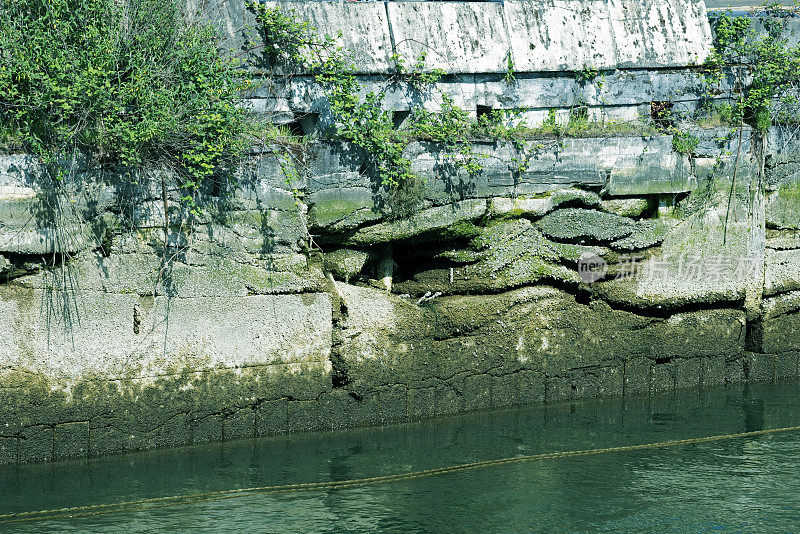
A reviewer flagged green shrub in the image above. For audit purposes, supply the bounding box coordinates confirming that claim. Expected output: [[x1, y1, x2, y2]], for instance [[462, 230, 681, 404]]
[[704, 3, 800, 131], [0, 0, 248, 208], [672, 130, 700, 155]]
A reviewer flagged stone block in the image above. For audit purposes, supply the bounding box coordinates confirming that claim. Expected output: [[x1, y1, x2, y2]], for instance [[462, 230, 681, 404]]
[[775, 352, 799, 380], [320, 390, 379, 429], [407, 387, 437, 421], [145, 414, 193, 450], [600, 198, 653, 218], [507, 0, 710, 72], [256, 399, 288, 437], [305, 142, 367, 192], [53, 421, 89, 461], [624, 358, 651, 396], [491, 373, 521, 408], [674, 358, 702, 390], [537, 208, 636, 244], [257, 2, 393, 73], [308, 188, 380, 231], [726, 356, 746, 385], [340, 199, 487, 246], [88, 426, 144, 456], [462, 374, 492, 412], [0, 438, 17, 464], [746, 353, 775, 383], [223, 408, 255, 441], [650, 361, 676, 394], [388, 2, 508, 74], [766, 188, 800, 230], [288, 400, 326, 433], [701, 356, 726, 388], [190, 415, 223, 445], [378, 385, 408, 425], [607, 152, 694, 195], [546, 375, 572, 403], [518, 370, 545, 405], [18, 426, 53, 464], [598, 366, 624, 398], [434, 387, 462, 416], [571, 371, 598, 400]]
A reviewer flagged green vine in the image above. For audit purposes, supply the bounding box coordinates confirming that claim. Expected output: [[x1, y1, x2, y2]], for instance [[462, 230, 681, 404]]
[[0, 0, 249, 215], [249, 4, 501, 215], [702, 2, 800, 131]]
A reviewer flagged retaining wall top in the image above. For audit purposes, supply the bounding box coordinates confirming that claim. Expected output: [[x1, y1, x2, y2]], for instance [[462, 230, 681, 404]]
[[206, 0, 713, 74]]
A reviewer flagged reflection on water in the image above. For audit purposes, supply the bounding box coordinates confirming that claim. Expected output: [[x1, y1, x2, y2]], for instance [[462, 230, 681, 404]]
[[2, 380, 800, 532]]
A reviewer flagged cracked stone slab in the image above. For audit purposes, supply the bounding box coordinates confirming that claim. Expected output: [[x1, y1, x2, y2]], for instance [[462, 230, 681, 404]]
[[488, 189, 601, 218], [339, 199, 487, 245], [536, 208, 637, 244]]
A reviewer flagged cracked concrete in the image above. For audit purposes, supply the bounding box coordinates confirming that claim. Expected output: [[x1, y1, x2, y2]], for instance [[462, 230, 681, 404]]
[[3, 119, 800, 465]]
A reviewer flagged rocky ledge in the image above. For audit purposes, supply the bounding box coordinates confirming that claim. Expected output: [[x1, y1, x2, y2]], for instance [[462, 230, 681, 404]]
[[2, 127, 800, 464]]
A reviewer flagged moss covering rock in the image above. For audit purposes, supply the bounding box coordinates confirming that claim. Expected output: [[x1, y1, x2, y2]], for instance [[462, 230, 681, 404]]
[[338, 199, 487, 245], [600, 197, 654, 218], [324, 247, 371, 281], [536, 208, 637, 244], [488, 189, 601, 218], [393, 219, 579, 295]]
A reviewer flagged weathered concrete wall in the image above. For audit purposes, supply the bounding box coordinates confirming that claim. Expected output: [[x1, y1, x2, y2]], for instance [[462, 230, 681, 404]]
[[214, 0, 713, 126], [231, 0, 711, 73], [6, 2, 800, 465], [4, 119, 800, 464]]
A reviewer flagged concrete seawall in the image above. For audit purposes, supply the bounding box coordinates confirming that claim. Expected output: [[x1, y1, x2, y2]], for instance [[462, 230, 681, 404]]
[[4, 1, 800, 464]]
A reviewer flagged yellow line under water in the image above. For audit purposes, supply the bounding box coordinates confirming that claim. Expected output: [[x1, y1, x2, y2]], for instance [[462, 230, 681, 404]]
[[3, 424, 800, 524]]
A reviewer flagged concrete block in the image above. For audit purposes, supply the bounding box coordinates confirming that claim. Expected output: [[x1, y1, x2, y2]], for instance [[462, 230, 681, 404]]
[[223, 408, 255, 441], [518, 370, 545, 405], [378, 385, 408, 425], [53, 421, 89, 460], [256, 399, 289, 437]]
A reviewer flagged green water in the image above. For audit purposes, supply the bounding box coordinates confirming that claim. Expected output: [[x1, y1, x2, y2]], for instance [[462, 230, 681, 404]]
[[3, 381, 800, 533]]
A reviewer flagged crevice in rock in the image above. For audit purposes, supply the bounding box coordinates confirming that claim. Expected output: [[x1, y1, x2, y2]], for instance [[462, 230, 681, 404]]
[[586, 289, 747, 320], [745, 318, 763, 353], [0, 251, 70, 281]]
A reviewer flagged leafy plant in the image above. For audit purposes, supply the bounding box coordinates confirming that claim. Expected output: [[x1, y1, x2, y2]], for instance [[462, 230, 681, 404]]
[[505, 51, 516, 85], [0, 0, 249, 210], [250, 5, 493, 215], [672, 130, 700, 155], [704, 2, 800, 131], [575, 66, 600, 85]]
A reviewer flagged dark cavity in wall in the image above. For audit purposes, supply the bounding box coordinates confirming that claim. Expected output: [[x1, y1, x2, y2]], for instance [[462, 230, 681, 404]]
[[745, 318, 764, 353], [288, 112, 319, 136], [392, 110, 410, 129], [476, 105, 493, 120], [651, 101, 675, 129]]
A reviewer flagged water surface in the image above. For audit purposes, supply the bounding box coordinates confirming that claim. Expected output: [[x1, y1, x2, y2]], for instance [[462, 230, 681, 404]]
[[2, 381, 800, 532]]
